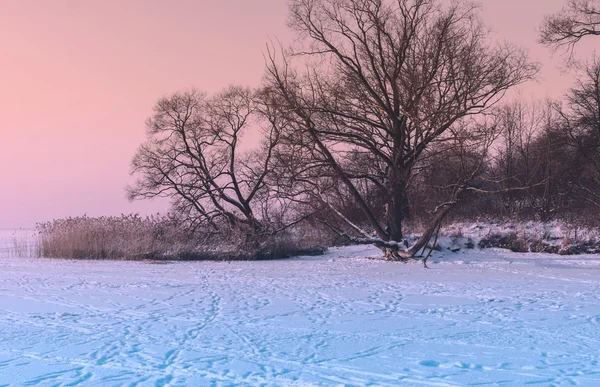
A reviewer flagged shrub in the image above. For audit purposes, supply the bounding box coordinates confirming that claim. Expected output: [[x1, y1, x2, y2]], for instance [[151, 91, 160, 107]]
[[36, 215, 326, 261], [528, 239, 559, 254], [478, 232, 519, 250], [471, 221, 600, 255], [465, 238, 475, 249]]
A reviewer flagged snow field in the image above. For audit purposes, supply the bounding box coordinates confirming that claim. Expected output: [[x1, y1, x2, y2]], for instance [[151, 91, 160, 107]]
[[0, 238, 599, 386]]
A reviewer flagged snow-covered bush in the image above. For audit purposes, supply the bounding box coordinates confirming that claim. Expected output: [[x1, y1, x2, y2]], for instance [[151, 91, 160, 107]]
[[442, 220, 600, 255]]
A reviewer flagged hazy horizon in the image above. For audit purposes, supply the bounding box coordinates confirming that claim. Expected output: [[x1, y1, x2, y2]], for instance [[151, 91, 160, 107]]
[[1, 0, 595, 228]]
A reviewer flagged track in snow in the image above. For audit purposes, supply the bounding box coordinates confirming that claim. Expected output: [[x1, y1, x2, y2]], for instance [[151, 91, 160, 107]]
[[0, 242, 599, 386]]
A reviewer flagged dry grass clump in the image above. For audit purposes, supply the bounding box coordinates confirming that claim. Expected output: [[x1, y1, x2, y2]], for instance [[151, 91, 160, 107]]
[[36, 215, 326, 261], [0, 229, 41, 258], [37, 214, 199, 260], [478, 232, 529, 253], [12, 234, 40, 258]]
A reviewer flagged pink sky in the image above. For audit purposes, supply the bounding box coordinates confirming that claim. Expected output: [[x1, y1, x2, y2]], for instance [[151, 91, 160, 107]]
[[0, 0, 594, 228]]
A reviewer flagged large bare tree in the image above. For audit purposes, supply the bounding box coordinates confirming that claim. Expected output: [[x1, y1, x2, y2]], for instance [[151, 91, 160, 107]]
[[128, 86, 292, 234], [265, 0, 538, 260]]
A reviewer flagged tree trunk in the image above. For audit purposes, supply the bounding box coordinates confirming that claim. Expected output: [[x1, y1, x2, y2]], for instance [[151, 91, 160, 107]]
[[386, 177, 410, 242]]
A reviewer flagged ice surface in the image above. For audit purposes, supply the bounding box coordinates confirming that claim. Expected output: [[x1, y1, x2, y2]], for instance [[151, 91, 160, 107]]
[[0, 228, 38, 259], [1, 232, 599, 386]]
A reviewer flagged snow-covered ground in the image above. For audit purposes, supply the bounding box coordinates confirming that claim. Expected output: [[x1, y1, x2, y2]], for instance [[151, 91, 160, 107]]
[[1, 231, 600, 386]]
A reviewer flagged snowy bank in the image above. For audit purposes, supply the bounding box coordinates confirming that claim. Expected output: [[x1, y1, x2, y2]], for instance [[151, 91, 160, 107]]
[[0, 244, 599, 386]]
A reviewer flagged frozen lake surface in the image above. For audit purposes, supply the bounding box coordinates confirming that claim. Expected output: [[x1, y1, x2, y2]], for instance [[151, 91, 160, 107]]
[[0, 233, 599, 386]]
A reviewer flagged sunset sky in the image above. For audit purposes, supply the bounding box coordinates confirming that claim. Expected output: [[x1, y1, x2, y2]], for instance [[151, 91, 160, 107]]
[[0, 0, 595, 228]]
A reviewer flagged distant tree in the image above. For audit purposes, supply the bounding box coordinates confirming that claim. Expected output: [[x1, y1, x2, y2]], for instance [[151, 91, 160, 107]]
[[540, 0, 600, 212], [128, 86, 298, 235], [564, 57, 600, 138], [556, 57, 600, 207], [489, 100, 571, 219], [540, 0, 600, 55], [265, 0, 538, 260]]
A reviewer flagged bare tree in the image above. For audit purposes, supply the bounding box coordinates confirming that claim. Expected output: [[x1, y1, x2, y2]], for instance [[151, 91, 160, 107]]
[[565, 57, 600, 137], [128, 86, 290, 235], [555, 57, 600, 207], [540, 0, 600, 56], [265, 0, 538, 260], [540, 0, 600, 211], [408, 117, 503, 264], [490, 100, 571, 218]]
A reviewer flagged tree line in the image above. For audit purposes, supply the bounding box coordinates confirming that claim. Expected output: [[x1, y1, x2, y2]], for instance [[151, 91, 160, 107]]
[[127, 0, 600, 262]]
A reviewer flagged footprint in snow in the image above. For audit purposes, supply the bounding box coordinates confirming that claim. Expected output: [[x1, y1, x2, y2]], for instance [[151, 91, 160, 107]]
[[419, 360, 440, 367]]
